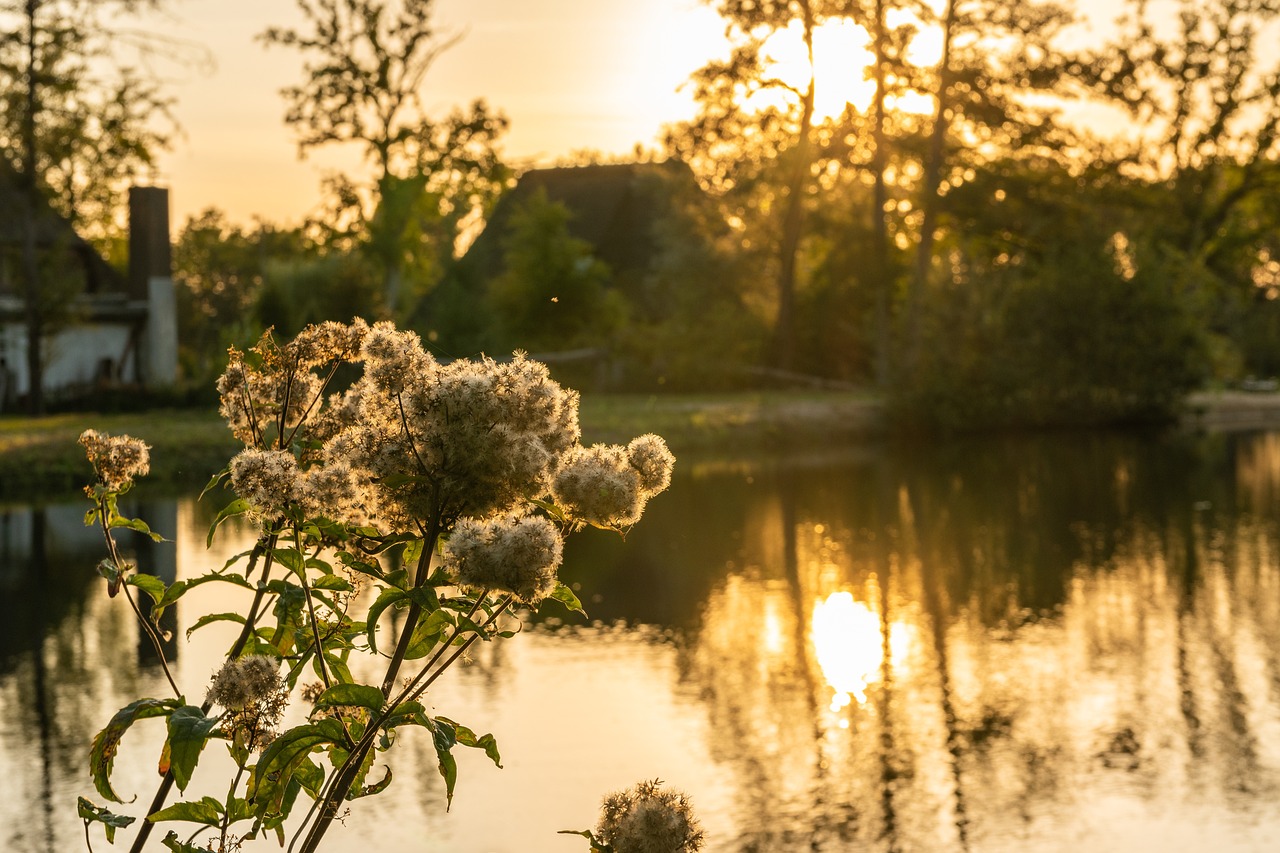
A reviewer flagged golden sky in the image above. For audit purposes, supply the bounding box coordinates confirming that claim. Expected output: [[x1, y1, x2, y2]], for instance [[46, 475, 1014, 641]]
[[153, 0, 724, 227]]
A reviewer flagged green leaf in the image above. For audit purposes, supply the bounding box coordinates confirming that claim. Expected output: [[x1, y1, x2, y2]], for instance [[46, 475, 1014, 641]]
[[185, 611, 247, 639], [90, 698, 179, 803], [313, 573, 354, 592], [110, 514, 166, 542], [78, 797, 136, 844], [382, 700, 431, 730], [549, 582, 587, 618], [164, 706, 221, 792], [336, 551, 385, 582], [207, 499, 251, 548], [365, 588, 409, 655], [436, 716, 502, 768], [126, 572, 167, 606], [271, 547, 306, 575], [311, 683, 385, 716], [249, 719, 347, 818], [157, 579, 190, 608], [200, 467, 230, 501], [353, 766, 393, 799], [161, 830, 211, 852], [147, 799, 222, 827], [531, 497, 570, 523], [430, 719, 460, 810]]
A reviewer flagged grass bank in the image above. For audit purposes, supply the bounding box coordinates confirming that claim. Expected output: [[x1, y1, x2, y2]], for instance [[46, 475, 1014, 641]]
[[0, 391, 885, 500]]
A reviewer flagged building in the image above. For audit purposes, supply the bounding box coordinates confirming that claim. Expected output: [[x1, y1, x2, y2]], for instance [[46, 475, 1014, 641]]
[[0, 179, 176, 411]]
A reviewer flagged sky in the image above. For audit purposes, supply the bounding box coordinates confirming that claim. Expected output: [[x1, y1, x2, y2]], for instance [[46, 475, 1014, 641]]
[[150, 0, 726, 227]]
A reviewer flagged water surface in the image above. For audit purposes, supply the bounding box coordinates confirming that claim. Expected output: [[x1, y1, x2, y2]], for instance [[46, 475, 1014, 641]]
[[3, 428, 1280, 851]]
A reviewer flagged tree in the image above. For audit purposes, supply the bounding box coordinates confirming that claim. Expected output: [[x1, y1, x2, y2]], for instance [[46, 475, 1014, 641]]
[[485, 189, 624, 354], [901, 0, 1085, 381], [261, 0, 511, 321], [668, 0, 833, 371], [1085, 0, 1280, 381], [0, 0, 177, 413], [172, 209, 310, 381]]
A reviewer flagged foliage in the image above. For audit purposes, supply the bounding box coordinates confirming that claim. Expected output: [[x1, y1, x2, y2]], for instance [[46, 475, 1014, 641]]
[[485, 188, 624, 352], [895, 159, 1209, 429], [77, 320, 676, 852], [0, 0, 178, 240], [261, 0, 511, 320], [173, 210, 311, 382], [0, 0, 183, 414]]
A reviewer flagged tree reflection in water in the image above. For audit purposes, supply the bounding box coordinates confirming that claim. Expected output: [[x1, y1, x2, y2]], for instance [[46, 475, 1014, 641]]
[[7, 431, 1280, 851]]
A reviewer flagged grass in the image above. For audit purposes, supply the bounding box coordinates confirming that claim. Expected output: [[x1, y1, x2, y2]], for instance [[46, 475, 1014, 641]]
[[0, 391, 886, 501]]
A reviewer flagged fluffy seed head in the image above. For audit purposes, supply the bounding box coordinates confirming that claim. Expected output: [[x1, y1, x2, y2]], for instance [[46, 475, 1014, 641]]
[[80, 430, 151, 492], [595, 779, 704, 853], [443, 512, 564, 604]]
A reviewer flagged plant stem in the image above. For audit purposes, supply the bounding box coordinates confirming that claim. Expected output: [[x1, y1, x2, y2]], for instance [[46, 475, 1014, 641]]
[[94, 497, 182, 697], [127, 537, 278, 853], [378, 517, 441, 695], [294, 595, 513, 853]]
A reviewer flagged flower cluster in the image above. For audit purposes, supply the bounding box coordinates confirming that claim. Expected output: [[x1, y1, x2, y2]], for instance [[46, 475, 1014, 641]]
[[217, 321, 368, 447], [79, 430, 151, 492], [207, 655, 288, 751], [442, 512, 563, 604], [552, 434, 675, 528], [213, 320, 675, 601], [332, 330, 581, 529], [595, 779, 704, 853]]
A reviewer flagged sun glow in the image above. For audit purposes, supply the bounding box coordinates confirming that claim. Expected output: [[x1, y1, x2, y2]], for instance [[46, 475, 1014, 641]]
[[811, 590, 914, 711], [761, 18, 877, 119]]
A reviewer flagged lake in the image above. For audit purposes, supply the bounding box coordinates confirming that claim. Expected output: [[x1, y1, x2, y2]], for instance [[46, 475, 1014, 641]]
[[3, 427, 1280, 851]]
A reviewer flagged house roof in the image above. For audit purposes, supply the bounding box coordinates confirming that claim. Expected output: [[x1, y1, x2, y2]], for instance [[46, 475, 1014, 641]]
[[0, 161, 127, 296], [461, 160, 696, 286]]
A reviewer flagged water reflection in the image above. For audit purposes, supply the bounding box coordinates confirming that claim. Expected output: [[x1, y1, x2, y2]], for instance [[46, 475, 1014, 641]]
[[5, 430, 1280, 851]]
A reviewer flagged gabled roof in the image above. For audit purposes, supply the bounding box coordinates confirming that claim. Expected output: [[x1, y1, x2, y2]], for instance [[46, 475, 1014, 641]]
[[461, 160, 696, 286], [0, 160, 127, 296]]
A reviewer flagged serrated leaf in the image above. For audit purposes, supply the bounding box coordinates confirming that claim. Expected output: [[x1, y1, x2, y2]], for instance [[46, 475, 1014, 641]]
[[271, 547, 306, 575], [165, 706, 221, 792], [126, 573, 167, 606], [436, 716, 502, 768], [90, 698, 179, 803], [365, 588, 409, 655], [312, 574, 354, 592], [110, 514, 166, 542], [78, 797, 136, 843], [207, 499, 251, 548]]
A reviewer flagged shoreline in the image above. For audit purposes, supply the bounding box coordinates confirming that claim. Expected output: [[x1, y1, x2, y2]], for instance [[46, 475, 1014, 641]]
[[4, 389, 1280, 501]]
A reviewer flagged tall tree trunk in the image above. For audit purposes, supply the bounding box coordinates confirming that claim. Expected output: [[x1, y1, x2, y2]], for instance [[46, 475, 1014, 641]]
[[870, 0, 892, 387], [21, 0, 46, 415], [905, 0, 957, 381], [774, 0, 817, 371]]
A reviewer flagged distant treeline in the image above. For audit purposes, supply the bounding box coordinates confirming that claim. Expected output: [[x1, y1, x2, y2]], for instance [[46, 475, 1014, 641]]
[[166, 0, 1280, 431]]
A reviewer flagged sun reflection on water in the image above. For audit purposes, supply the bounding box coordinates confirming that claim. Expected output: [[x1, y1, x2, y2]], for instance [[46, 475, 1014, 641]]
[[810, 590, 915, 715]]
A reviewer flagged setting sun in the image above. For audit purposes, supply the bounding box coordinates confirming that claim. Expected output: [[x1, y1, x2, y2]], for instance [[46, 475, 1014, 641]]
[[759, 16, 942, 120], [762, 18, 877, 119]]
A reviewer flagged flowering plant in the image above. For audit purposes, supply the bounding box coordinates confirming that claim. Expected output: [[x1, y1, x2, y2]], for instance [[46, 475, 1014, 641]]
[[78, 320, 674, 853]]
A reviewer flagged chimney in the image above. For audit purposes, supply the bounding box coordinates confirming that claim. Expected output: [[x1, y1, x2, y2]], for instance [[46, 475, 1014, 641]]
[[129, 186, 177, 386], [128, 186, 172, 299]]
